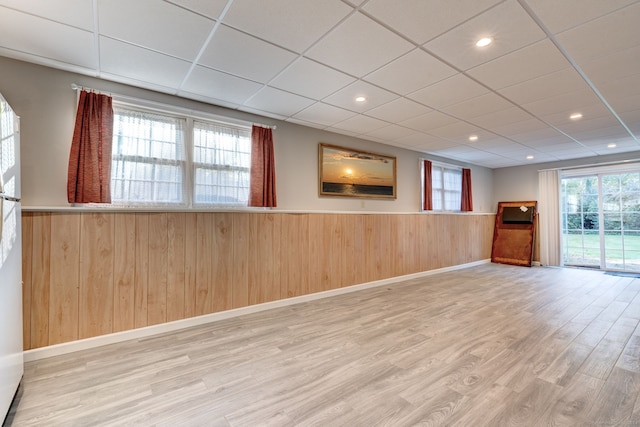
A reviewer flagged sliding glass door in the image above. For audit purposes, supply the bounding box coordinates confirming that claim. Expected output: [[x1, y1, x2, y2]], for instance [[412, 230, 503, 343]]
[[601, 172, 640, 271], [561, 176, 600, 268], [561, 166, 640, 272]]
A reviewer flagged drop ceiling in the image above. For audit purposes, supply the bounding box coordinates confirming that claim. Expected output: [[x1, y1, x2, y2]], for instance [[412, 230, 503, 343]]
[[1, 0, 639, 168]]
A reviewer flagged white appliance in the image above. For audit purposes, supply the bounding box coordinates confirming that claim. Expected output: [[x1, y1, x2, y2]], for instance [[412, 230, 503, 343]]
[[0, 93, 23, 421]]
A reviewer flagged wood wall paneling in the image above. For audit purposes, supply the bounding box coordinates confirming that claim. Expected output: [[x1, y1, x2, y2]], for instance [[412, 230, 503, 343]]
[[21, 211, 495, 350], [30, 212, 51, 349], [134, 214, 149, 329], [48, 213, 80, 345], [79, 213, 115, 339], [113, 213, 136, 332], [21, 213, 33, 349]]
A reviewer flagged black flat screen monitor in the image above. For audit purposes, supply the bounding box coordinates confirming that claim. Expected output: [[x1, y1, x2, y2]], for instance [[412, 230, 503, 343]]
[[502, 206, 534, 224]]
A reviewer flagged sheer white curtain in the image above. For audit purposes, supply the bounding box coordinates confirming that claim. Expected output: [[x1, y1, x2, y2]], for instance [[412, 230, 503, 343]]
[[111, 108, 186, 206], [193, 121, 251, 206], [538, 169, 562, 266]]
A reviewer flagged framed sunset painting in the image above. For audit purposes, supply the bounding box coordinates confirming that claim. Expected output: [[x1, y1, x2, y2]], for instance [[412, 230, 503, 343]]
[[318, 143, 397, 199]]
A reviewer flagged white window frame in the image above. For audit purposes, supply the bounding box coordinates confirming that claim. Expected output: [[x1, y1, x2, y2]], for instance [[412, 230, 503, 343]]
[[421, 159, 463, 212], [108, 99, 253, 209]]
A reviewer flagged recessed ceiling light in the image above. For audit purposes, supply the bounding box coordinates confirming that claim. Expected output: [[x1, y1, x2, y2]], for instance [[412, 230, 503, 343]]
[[475, 37, 492, 47], [469, 135, 478, 142], [570, 113, 583, 120], [526, 155, 534, 160], [355, 96, 366, 103], [608, 143, 617, 148]]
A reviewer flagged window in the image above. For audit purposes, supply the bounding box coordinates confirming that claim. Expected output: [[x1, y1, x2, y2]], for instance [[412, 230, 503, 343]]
[[111, 105, 251, 207], [425, 162, 462, 211], [112, 108, 185, 205], [193, 121, 250, 206]]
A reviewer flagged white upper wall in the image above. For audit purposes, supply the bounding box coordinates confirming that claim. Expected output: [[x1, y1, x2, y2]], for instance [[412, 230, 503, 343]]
[[0, 56, 494, 213]]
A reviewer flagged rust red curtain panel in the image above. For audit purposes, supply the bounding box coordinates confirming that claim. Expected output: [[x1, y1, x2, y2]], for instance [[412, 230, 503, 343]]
[[249, 125, 277, 207], [422, 160, 433, 211], [67, 90, 114, 204], [461, 168, 473, 212]]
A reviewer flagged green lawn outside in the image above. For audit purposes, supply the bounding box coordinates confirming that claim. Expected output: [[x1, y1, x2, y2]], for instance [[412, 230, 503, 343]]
[[563, 233, 640, 270]]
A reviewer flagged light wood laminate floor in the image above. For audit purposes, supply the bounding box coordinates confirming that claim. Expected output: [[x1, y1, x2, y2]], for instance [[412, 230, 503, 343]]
[[5, 263, 640, 426]]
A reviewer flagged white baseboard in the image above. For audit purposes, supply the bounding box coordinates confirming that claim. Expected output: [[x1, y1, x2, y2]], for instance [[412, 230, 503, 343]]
[[24, 259, 490, 362]]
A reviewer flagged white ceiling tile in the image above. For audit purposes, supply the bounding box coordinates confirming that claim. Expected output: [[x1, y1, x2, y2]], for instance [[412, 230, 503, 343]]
[[364, 49, 458, 95], [489, 118, 551, 138], [99, 0, 214, 60], [244, 87, 315, 117], [467, 39, 571, 90], [499, 68, 591, 106], [548, 148, 599, 160], [523, 0, 637, 34], [469, 107, 535, 131], [555, 3, 640, 62], [479, 142, 530, 154], [291, 102, 358, 127], [363, 0, 502, 44], [0, 0, 94, 30], [470, 135, 521, 150], [428, 121, 486, 143], [579, 45, 640, 88], [424, 1, 546, 71], [408, 74, 489, 109], [566, 126, 633, 145], [365, 98, 432, 123], [200, 25, 297, 83], [440, 93, 514, 121], [181, 65, 263, 105], [419, 140, 470, 152], [269, 58, 356, 100], [323, 81, 399, 113], [550, 112, 620, 133], [236, 106, 288, 121], [592, 144, 640, 156], [396, 133, 457, 150], [168, 0, 238, 20], [527, 91, 607, 123], [100, 37, 192, 88], [399, 111, 458, 133], [364, 124, 417, 142], [284, 117, 328, 131], [511, 136, 578, 153], [331, 114, 389, 134], [305, 12, 414, 77], [0, 8, 96, 69], [223, 0, 352, 53], [619, 110, 640, 135], [323, 127, 361, 138]]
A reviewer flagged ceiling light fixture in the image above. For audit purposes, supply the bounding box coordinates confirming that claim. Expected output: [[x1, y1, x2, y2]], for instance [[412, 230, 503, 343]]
[[570, 113, 583, 120], [608, 143, 617, 148], [526, 155, 534, 160], [469, 135, 478, 142], [355, 96, 366, 103], [475, 37, 492, 47]]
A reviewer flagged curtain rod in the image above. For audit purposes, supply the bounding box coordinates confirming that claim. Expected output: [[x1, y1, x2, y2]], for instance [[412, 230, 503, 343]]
[[252, 122, 277, 130], [71, 83, 277, 130]]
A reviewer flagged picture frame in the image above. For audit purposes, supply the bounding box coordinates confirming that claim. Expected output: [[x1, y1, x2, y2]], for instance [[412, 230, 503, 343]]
[[318, 143, 397, 199]]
